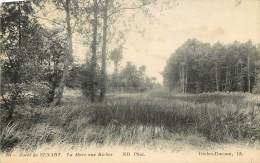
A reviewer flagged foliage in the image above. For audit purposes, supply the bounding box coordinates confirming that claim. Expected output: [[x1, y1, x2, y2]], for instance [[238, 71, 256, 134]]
[[110, 45, 123, 75], [1, 0, 260, 153], [108, 62, 159, 92], [163, 39, 260, 93], [65, 64, 93, 97], [0, 1, 67, 121]]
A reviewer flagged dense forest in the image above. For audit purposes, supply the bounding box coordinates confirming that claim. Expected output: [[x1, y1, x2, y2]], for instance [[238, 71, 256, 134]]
[[163, 39, 260, 93]]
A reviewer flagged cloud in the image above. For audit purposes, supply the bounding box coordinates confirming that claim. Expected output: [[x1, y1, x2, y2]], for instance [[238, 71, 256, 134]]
[[186, 26, 226, 39]]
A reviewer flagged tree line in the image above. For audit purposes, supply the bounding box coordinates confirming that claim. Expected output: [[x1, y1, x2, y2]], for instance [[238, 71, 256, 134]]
[[66, 61, 160, 93], [163, 39, 260, 93]]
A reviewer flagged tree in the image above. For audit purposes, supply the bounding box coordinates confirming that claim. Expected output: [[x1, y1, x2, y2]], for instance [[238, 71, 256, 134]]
[[1, 2, 36, 122], [110, 46, 123, 76], [50, 0, 74, 105], [109, 45, 123, 89], [97, 0, 156, 101], [210, 43, 225, 91], [163, 39, 259, 93], [89, 0, 99, 103], [112, 62, 157, 91], [253, 44, 260, 93], [0, 1, 66, 122], [99, 0, 109, 102], [41, 29, 68, 103]]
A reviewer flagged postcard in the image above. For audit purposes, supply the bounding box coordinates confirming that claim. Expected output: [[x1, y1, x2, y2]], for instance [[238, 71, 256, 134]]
[[0, 0, 260, 163]]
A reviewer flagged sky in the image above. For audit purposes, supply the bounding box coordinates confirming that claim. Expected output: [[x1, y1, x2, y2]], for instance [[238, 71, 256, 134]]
[[0, 0, 24, 3], [118, 0, 260, 83], [38, 0, 260, 83]]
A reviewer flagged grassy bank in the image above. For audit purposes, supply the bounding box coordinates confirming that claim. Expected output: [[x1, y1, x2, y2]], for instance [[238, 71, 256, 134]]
[[1, 89, 260, 152]]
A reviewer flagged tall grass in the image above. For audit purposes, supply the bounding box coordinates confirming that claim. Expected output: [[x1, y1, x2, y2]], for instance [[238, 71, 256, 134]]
[[89, 91, 260, 142], [0, 89, 260, 152]]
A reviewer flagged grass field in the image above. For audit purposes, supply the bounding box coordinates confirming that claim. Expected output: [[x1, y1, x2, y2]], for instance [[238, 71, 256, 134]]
[[1, 88, 260, 152]]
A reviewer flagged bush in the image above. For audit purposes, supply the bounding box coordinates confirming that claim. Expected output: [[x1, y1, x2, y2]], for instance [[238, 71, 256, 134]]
[[0, 123, 20, 152], [22, 82, 52, 105]]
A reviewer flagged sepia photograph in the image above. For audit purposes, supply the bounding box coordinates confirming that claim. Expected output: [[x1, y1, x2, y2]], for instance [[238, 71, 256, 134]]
[[0, 0, 260, 162]]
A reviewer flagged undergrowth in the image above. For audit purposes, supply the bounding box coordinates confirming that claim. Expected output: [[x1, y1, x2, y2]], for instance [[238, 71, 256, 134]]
[[1, 89, 260, 152]]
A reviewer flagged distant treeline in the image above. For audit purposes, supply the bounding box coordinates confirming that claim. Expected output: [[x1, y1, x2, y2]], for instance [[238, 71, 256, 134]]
[[108, 62, 160, 92], [163, 39, 260, 93], [66, 62, 160, 94]]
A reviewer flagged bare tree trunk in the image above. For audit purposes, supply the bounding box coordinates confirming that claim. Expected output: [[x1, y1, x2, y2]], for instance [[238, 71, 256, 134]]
[[178, 64, 181, 92], [225, 69, 228, 91], [53, 0, 73, 105], [114, 62, 118, 88], [182, 64, 185, 93], [48, 56, 59, 103], [185, 65, 188, 93], [235, 64, 238, 90], [90, 0, 98, 103], [215, 63, 219, 91], [115, 62, 119, 75], [179, 64, 184, 93], [247, 55, 251, 92], [239, 63, 243, 91], [99, 0, 109, 102]]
